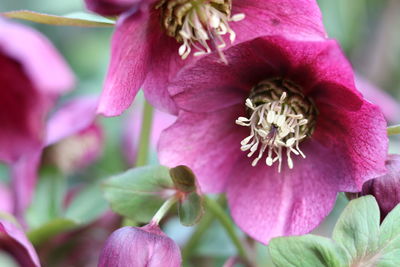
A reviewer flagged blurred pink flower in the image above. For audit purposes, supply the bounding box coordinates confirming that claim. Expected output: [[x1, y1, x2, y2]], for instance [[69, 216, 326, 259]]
[[0, 18, 74, 164], [84, 0, 327, 116], [11, 96, 102, 221], [159, 36, 388, 244], [122, 103, 176, 166], [98, 223, 181, 267], [0, 218, 40, 267], [359, 154, 400, 220], [355, 76, 400, 123]]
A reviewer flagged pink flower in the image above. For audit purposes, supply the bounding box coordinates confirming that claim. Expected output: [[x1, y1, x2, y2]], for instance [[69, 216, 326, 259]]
[[358, 154, 400, 220], [98, 223, 181, 267], [159, 36, 388, 244], [0, 18, 74, 164], [84, 0, 327, 116], [11, 96, 102, 221], [0, 218, 40, 267]]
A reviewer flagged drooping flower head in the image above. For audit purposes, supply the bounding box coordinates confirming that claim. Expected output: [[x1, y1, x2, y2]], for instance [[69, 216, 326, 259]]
[[84, 0, 327, 115], [98, 223, 181, 267], [0, 18, 74, 164], [357, 154, 400, 220], [159, 36, 388, 244]]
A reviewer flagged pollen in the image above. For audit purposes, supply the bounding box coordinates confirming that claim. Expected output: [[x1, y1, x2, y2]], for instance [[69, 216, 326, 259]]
[[157, 0, 245, 61], [235, 78, 318, 172]]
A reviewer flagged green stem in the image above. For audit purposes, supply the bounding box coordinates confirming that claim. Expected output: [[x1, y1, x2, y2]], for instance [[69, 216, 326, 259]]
[[151, 197, 177, 225], [135, 100, 154, 167], [388, 125, 400, 136], [204, 196, 251, 264], [182, 208, 215, 261]]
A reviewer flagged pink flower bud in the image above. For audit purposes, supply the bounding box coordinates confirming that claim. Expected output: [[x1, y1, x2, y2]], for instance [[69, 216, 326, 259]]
[[360, 154, 400, 219], [98, 224, 181, 267]]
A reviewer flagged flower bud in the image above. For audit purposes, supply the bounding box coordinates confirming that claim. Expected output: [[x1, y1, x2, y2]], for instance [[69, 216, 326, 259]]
[[360, 154, 400, 219], [98, 224, 181, 267]]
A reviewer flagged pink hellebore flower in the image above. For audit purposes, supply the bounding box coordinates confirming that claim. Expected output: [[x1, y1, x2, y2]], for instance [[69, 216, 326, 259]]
[[159, 36, 388, 244], [98, 223, 181, 267], [0, 218, 40, 267], [84, 0, 327, 115], [0, 19, 74, 164], [11, 96, 102, 221], [359, 154, 400, 220]]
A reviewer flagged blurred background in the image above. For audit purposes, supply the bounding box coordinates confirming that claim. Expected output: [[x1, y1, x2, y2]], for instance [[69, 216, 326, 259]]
[[0, 0, 399, 266]]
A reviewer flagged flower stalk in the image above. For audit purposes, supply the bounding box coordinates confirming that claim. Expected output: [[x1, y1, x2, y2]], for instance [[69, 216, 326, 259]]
[[135, 100, 154, 166], [204, 196, 252, 265], [151, 197, 178, 225]]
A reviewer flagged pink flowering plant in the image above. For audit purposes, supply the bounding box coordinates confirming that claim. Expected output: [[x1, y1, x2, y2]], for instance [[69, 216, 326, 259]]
[[1, 0, 400, 266]]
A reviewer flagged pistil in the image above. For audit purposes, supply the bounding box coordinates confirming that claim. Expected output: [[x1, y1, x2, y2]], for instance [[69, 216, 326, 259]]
[[236, 79, 317, 172]]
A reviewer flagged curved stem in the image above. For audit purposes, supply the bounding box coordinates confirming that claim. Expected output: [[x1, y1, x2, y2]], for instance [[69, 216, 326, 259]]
[[204, 196, 251, 264], [388, 125, 400, 136], [151, 197, 177, 225], [182, 208, 215, 261], [135, 100, 154, 167]]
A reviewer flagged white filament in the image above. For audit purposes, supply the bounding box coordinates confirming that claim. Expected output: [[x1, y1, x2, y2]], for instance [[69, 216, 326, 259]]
[[236, 93, 307, 172], [178, 4, 245, 60]]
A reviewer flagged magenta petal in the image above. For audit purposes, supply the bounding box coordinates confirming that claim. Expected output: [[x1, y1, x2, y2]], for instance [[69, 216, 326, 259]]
[[314, 97, 388, 191], [227, 141, 338, 244], [98, 224, 181, 267], [46, 96, 99, 146], [84, 0, 140, 16], [0, 219, 40, 267], [97, 11, 152, 116], [159, 105, 246, 193], [0, 19, 74, 95], [361, 154, 400, 219], [233, 0, 327, 42], [10, 151, 41, 222]]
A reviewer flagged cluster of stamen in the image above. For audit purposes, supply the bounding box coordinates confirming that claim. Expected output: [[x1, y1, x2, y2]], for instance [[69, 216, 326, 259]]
[[235, 79, 318, 172], [157, 0, 245, 61]]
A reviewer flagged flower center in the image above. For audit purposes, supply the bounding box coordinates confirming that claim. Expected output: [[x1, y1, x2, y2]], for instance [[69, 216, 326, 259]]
[[156, 0, 245, 61], [236, 78, 318, 172]]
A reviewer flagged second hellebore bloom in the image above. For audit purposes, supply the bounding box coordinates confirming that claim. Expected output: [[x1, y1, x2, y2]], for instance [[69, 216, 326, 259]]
[[98, 224, 181, 267], [159, 36, 388, 244], [0, 18, 74, 164], [84, 0, 327, 115]]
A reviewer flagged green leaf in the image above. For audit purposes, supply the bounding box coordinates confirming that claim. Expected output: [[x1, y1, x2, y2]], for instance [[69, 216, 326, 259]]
[[332, 195, 380, 261], [2, 10, 115, 27], [169, 165, 197, 193], [64, 183, 108, 225], [102, 165, 174, 223], [269, 235, 349, 267], [27, 218, 76, 246], [178, 192, 204, 226], [377, 204, 400, 266]]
